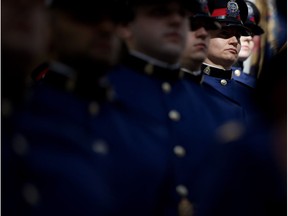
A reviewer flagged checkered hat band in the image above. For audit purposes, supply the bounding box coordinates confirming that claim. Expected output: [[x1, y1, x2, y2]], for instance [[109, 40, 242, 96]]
[[211, 8, 241, 20]]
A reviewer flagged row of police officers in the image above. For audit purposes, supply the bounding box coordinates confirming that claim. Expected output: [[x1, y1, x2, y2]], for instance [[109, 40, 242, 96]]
[[3, 0, 286, 215]]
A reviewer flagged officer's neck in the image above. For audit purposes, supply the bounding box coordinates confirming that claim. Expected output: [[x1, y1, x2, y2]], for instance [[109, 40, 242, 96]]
[[130, 50, 180, 70]]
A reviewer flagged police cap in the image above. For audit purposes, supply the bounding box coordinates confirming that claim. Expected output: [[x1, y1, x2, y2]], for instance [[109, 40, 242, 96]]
[[188, 0, 221, 30], [115, 0, 203, 23], [244, 0, 264, 35], [208, 0, 250, 35]]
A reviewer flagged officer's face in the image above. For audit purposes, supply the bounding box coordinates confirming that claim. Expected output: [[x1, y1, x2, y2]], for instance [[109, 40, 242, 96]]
[[121, 2, 190, 64], [50, 11, 121, 66], [204, 27, 242, 69], [2, 0, 49, 64], [238, 35, 254, 61], [181, 23, 211, 70]]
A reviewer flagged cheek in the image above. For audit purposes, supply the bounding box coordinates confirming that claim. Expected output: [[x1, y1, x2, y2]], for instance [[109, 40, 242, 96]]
[[237, 43, 241, 53], [249, 41, 255, 50], [208, 39, 221, 52]]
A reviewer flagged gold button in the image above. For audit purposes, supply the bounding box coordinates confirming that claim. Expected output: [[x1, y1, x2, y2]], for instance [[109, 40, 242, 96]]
[[106, 88, 116, 102], [215, 120, 245, 143], [176, 185, 188, 196], [22, 183, 40, 205], [173, 145, 186, 157], [168, 110, 181, 121], [88, 102, 100, 116], [178, 198, 194, 216], [65, 79, 76, 91], [162, 82, 171, 93], [92, 140, 109, 155], [12, 134, 29, 156], [179, 70, 185, 78], [220, 79, 227, 86], [234, 69, 241, 77], [144, 64, 154, 75]]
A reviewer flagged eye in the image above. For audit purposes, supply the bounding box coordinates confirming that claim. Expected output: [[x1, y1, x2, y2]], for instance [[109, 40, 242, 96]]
[[218, 30, 232, 38], [189, 20, 202, 30], [189, 18, 213, 31]]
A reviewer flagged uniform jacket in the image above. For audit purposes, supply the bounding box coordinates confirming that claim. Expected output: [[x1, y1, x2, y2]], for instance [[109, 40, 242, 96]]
[[200, 63, 260, 124]]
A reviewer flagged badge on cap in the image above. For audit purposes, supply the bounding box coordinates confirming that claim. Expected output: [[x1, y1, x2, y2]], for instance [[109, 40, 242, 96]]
[[199, 0, 210, 14], [226, 0, 240, 18]]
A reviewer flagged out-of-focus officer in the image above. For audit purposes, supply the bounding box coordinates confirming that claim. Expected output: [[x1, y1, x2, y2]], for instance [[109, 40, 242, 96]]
[[2, 0, 49, 108], [3, 0, 175, 215], [181, 0, 221, 74], [2, 1, 49, 215], [232, 0, 264, 88]]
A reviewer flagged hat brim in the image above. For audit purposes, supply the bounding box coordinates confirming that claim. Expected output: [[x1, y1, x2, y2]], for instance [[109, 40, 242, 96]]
[[245, 23, 264, 35], [217, 20, 250, 36]]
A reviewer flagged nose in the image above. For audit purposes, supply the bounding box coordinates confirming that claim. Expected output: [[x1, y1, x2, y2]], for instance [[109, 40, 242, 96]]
[[229, 35, 240, 46]]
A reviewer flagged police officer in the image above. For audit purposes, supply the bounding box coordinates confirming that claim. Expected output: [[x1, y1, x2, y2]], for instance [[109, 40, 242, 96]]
[[198, 1, 285, 215], [197, 0, 256, 122], [181, 0, 221, 74], [232, 0, 264, 88], [2, 1, 49, 215], [4, 0, 172, 215], [180, 0, 245, 125]]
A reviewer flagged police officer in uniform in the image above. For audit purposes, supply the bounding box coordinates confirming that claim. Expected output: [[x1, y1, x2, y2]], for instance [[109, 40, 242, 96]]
[[198, 0, 255, 122], [2, 1, 49, 215], [198, 1, 285, 215], [181, 0, 221, 74], [3, 0, 180, 215], [180, 0, 245, 125], [232, 0, 264, 88]]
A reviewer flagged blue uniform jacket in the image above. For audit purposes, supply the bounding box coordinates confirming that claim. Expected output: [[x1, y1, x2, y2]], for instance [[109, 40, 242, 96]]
[[201, 64, 260, 124], [3, 59, 285, 216], [232, 65, 257, 88], [4, 65, 175, 216]]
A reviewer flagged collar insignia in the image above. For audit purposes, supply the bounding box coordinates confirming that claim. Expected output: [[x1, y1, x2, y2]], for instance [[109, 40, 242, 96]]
[[203, 66, 210, 75]]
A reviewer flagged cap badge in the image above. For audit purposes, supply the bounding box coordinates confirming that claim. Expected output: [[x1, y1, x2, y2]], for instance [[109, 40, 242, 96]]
[[144, 63, 154, 75], [199, 0, 209, 14], [226, 0, 240, 18]]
